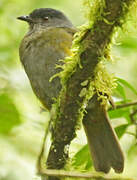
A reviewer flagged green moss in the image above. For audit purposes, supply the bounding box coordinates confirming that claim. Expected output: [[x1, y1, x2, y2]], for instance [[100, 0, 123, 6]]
[[59, 0, 137, 86], [59, 26, 89, 85], [51, 0, 137, 129], [93, 63, 117, 103], [82, 0, 106, 25]]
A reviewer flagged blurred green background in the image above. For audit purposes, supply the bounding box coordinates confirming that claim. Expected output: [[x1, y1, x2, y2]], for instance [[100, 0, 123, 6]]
[[0, 0, 137, 179]]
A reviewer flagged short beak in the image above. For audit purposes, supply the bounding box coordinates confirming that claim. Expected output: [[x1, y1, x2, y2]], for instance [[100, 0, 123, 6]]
[[17, 15, 33, 23]]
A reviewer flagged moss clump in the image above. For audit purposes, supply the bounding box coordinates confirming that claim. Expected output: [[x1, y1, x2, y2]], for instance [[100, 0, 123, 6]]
[[59, 25, 90, 86], [92, 63, 117, 104]]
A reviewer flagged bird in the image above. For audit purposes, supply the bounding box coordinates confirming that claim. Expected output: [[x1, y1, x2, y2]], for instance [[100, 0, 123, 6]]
[[17, 8, 124, 173]]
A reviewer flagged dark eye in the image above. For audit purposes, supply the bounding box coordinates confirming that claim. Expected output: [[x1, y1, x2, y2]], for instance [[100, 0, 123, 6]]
[[43, 17, 49, 20]]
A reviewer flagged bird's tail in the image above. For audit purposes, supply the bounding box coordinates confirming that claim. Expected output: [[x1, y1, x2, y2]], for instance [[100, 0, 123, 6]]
[[83, 95, 124, 173]]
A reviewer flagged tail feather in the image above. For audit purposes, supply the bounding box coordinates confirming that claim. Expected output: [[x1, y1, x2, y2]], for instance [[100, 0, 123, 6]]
[[83, 95, 124, 173]]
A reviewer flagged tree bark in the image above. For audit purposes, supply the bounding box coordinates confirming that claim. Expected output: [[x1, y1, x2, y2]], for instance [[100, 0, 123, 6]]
[[46, 0, 135, 179]]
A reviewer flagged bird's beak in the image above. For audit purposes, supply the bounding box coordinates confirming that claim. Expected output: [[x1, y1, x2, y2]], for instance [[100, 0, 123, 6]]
[[17, 15, 33, 23]]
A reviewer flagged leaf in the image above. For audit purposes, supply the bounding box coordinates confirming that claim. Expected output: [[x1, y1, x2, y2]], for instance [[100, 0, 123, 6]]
[[0, 93, 22, 134], [117, 78, 137, 96], [72, 145, 92, 169], [128, 143, 137, 158], [114, 81, 126, 100], [115, 124, 129, 139], [109, 107, 130, 119], [120, 37, 137, 50], [109, 107, 132, 124]]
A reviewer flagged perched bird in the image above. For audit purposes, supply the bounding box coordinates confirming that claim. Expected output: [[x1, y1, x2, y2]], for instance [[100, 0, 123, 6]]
[[17, 8, 124, 173]]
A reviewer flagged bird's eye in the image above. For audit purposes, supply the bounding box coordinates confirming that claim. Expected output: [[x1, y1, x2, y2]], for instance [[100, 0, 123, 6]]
[[43, 17, 49, 20]]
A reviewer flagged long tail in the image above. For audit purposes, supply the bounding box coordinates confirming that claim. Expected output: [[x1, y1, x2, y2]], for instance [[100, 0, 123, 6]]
[[83, 95, 124, 173]]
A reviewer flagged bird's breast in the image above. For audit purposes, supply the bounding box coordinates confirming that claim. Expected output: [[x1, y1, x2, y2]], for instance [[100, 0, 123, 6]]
[[19, 27, 73, 109]]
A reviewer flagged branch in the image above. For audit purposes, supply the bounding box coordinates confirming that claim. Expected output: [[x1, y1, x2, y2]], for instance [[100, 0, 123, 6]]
[[37, 121, 50, 175], [109, 101, 137, 110], [39, 169, 132, 180], [46, 0, 136, 179]]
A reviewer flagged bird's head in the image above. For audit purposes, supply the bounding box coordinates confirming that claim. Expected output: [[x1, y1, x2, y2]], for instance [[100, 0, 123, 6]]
[[17, 8, 73, 31]]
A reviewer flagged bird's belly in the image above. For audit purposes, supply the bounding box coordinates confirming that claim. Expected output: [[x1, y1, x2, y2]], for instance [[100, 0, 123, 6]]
[[21, 43, 65, 109]]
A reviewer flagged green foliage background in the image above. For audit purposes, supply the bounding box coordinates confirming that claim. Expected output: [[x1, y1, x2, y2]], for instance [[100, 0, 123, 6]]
[[0, 0, 137, 179]]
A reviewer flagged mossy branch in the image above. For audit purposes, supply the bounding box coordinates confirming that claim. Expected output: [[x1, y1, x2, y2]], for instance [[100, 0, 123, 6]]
[[39, 169, 133, 180], [45, 0, 136, 179]]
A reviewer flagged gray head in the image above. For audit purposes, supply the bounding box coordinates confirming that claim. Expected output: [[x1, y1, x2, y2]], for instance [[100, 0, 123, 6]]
[[17, 8, 73, 30]]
